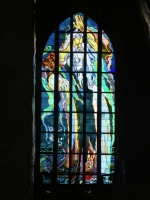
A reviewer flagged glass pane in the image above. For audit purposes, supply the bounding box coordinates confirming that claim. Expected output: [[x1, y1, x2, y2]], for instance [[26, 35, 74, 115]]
[[57, 154, 69, 173], [59, 52, 70, 71], [72, 92, 84, 111], [71, 154, 83, 174], [41, 92, 54, 111], [59, 17, 70, 32], [71, 134, 83, 153], [58, 73, 70, 91], [101, 155, 115, 175], [59, 33, 70, 52], [40, 133, 53, 153], [87, 17, 98, 32], [71, 175, 83, 184], [42, 52, 55, 72], [41, 111, 54, 132], [87, 33, 98, 52], [58, 112, 70, 132], [72, 32, 84, 52], [86, 53, 98, 72], [102, 31, 114, 52], [85, 152, 97, 173], [101, 113, 115, 133], [42, 174, 51, 184], [40, 154, 53, 173], [41, 73, 55, 91], [86, 113, 97, 133], [72, 73, 84, 92], [58, 133, 69, 152], [86, 93, 97, 112], [72, 113, 83, 132], [73, 53, 84, 71], [101, 73, 115, 93], [57, 174, 69, 184], [85, 175, 97, 184], [102, 53, 115, 72], [101, 93, 115, 112], [73, 13, 84, 32], [101, 134, 115, 154], [86, 134, 97, 153], [44, 32, 55, 51], [86, 72, 98, 91]]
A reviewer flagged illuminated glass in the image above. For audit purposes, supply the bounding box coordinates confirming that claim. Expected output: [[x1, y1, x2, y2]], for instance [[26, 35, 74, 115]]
[[40, 13, 116, 185]]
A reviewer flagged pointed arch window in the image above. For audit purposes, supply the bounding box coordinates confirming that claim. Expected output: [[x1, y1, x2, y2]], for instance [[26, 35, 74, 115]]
[[40, 13, 115, 185]]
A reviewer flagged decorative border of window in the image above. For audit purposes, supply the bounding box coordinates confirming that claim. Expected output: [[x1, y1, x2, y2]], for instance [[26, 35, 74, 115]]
[[40, 13, 115, 185]]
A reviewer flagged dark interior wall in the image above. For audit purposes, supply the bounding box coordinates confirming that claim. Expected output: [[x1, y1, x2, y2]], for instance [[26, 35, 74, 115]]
[[0, 0, 150, 199]]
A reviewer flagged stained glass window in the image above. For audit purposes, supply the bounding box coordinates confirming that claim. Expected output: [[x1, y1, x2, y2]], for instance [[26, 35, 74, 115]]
[[40, 13, 115, 185]]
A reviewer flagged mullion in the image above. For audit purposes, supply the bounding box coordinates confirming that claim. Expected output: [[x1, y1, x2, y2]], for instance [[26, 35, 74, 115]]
[[98, 14, 102, 184], [83, 14, 87, 185], [54, 22, 59, 185], [69, 14, 73, 185]]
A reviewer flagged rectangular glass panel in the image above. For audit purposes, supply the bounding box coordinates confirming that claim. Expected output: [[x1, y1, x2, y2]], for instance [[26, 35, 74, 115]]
[[40, 133, 53, 153], [86, 72, 97, 91], [72, 73, 84, 91], [59, 17, 70, 32], [86, 53, 98, 72], [86, 93, 97, 112], [101, 53, 115, 73], [72, 92, 84, 111], [85, 153, 97, 173], [44, 32, 55, 51], [85, 175, 97, 184], [40, 154, 53, 173], [57, 154, 69, 173], [72, 33, 84, 52], [71, 134, 83, 153], [101, 113, 115, 133], [101, 155, 115, 174], [73, 53, 84, 71], [101, 73, 115, 93], [71, 175, 83, 184], [86, 134, 97, 154], [87, 33, 98, 52], [58, 92, 70, 111], [41, 92, 54, 111], [41, 112, 54, 131], [41, 73, 55, 91], [102, 31, 114, 53], [101, 134, 115, 154], [58, 73, 70, 91], [73, 13, 84, 32], [101, 93, 115, 112], [59, 33, 70, 52], [42, 174, 51, 184], [72, 113, 83, 132], [71, 154, 83, 173], [57, 133, 69, 153], [59, 53, 70, 71], [58, 112, 70, 132], [42, 52, 55, 72], [86, 113, 97, 132], [57, 174, 69, 184], [87, 18, 98, 32]]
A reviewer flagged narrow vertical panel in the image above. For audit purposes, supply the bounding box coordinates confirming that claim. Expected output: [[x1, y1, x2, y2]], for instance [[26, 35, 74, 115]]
[[86, 53, 98, 72], [40, 154, 53, 173], [44, 32, 55, 51], [59, 17, 70, 32], [101, 134, 115, 154], [87, 18, 98, 32], [59, 33, 70, 52], [73, 13, 84, 32], [87, 33, 98, 52], [101, 93, 115, 112]]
